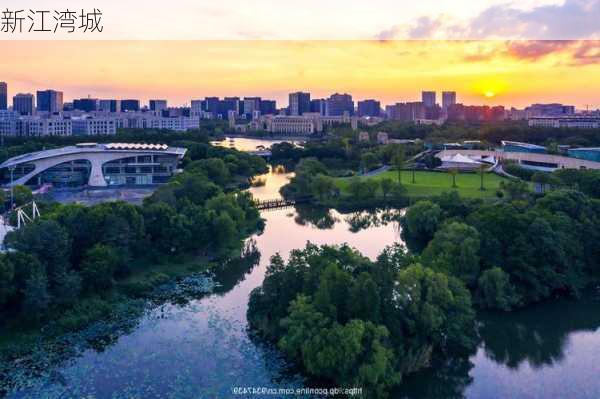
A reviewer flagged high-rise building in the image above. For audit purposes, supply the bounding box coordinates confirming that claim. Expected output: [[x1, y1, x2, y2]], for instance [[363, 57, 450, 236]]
[[357, 99, 381, 117], [37, 89, 63, 113], [243, 97, 261, 117], [442, 91, 456, 112], [525, 103, 575, 117], [202, 97, 220, 117], [190, 100, 204, 116], [326, 93, 354, 116], [98, 99, 121, 113], [260, 100, 277, 115], [422, 91, 436, 108], [289, 92, 311, 116], [310, 99, 326, 115], [222, 97, 240, 117], [385, 102, 425, 121], [120, 99, 140, 112], [149, 99, 168, 112], [73, 98, 99, 112], [13, 93, 35, 115], [0, 82, 7, 110], [447, 104, 506, 122]]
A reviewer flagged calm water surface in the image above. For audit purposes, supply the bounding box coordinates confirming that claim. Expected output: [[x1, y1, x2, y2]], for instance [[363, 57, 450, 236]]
[[9, 138, 600, 398]]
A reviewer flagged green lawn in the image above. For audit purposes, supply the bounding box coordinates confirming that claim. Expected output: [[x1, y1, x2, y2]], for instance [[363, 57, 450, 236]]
[[336, 170, 511, 199]]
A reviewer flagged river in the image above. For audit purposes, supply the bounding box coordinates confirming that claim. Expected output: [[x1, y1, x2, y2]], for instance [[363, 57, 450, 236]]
[[7, 137, 600, 398]]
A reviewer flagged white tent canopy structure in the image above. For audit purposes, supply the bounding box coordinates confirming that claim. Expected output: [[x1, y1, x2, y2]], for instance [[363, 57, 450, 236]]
[[439, 153, 485, 170]]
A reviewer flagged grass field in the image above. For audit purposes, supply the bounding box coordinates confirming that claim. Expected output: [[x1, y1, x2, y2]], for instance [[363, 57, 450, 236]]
[[336, 170, 511, 199]]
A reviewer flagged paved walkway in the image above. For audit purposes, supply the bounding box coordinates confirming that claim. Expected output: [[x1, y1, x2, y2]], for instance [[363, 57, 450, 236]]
[[360, 165, 390, 177]]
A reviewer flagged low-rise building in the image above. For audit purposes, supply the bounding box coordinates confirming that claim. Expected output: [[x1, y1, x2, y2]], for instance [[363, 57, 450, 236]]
[[358, 131, 370, 142], [267, 116, 315, 134], [0, 110, 19, 136], [0, 143, 186, 188], [19, 117, 72, 136], [376, 132, 388, 144], [501, 140, 547, 154], [528, 116, 600, 129], [567, 147, 600, 162], [72, 116, 117, 135]]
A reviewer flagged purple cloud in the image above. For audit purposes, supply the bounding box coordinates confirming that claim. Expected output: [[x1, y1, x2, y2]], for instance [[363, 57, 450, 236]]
[[376, 0, 600, 40]]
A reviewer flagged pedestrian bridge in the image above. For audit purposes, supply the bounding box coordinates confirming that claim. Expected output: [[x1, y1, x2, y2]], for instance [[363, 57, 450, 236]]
[[248, 150, 272, 158], [254, 196, 311, 210]]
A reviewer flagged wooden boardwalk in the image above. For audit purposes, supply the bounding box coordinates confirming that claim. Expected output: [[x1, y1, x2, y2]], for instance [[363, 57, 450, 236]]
[[255, 198, 296, 210], [254, 197, 311, 210]]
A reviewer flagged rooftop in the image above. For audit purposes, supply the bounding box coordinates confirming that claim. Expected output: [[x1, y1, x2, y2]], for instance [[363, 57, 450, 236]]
[[568, 147, 600, 151], [0, 143, 187, 169], [501, 140, 547, 150]]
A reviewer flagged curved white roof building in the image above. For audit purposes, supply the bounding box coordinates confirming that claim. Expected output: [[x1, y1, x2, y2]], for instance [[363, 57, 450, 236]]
[[0, 142, 187, 188]]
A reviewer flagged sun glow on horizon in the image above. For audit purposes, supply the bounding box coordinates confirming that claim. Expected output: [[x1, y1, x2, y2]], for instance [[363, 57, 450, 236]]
[[0, 41, 598, 109]]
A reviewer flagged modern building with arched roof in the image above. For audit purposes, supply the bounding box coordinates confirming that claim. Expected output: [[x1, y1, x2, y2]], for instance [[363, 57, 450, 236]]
[[0, 143, 187, 188]]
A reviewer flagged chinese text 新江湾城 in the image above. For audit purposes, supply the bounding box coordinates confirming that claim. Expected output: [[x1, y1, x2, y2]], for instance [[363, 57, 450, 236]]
[[1, 8, 103, 34]]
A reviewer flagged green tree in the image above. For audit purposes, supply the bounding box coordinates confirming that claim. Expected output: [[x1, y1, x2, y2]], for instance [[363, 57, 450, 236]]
[[6, 219, 71, 284], [479, 164, 487, 191], [189, 158, 231, 186], [0, 255, 15, 306], [394, 264, 476, 353], [476, 267, 519, 311], [392, 149, 406, 184], [349, 272, 380, 322], [361, 152, 379, 173], [312, 174, 336, 202], [0, 189, 6, 211], [210, 212, 237, 252], [51, 269, 82, 306], [400, 200, 443, 253], [500, 179, 530, 201], [449, 168, 459, 188], [12, 185, 33, 206], [380, 177, 394, 200], [22, 271, 50, 319], [81, 244, 121, 291], [313, 263, 353, 322], [278, 295, 330, 361], [422, 222, 481, 287]]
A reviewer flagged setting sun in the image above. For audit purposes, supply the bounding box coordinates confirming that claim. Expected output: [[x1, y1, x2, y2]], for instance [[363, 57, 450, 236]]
[[485, 91, 496, 98]]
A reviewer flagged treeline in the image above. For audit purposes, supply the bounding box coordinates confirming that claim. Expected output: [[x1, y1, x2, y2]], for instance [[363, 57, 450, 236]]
[[0, 140, 267, 325], [401, 189, 600, 309], [367, 120, 600, 147], [248, 185, 600, 396], [270, 139, 422, 173], [248, 243, 476, 397], [280, 158, 408, 209]]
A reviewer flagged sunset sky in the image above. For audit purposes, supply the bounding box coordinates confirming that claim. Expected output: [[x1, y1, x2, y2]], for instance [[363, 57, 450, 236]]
[[1, 0, 598, 108], [1, 40, 598, 109]]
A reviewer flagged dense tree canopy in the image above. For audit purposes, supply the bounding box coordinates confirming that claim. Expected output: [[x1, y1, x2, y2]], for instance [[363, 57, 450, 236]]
[[401, 189, 600, 309], [248, 243, 476, 396], [0, 143, 266, 324]]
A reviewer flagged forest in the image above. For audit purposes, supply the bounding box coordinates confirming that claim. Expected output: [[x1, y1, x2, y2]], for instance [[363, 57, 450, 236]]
[[0, 135, 267, 339], [248, 185, 600, 396]]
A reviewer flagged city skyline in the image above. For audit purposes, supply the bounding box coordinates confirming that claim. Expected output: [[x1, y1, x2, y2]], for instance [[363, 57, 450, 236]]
[[1, 40, 599, 109]]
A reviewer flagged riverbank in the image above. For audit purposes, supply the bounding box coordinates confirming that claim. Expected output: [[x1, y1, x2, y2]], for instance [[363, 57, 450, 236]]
[[0, 252, 213, 352], [0, 262, 224, 396]]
